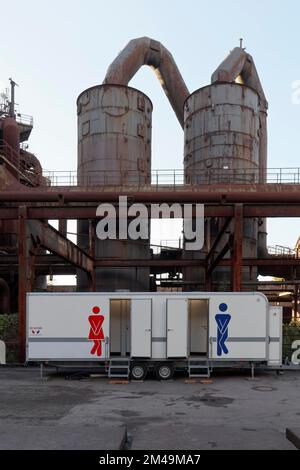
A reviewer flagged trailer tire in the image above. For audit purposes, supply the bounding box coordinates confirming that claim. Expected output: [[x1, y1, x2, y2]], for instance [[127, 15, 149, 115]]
[[130, 363, 147, 381], [156, 363, 174, 381]]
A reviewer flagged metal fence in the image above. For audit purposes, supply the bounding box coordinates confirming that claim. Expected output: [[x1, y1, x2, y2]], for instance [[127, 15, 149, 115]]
[[15, 113, 33, 127], [267, 245, 297, 257], [42, 167, 300, 187], [282, 323, 300, 364]]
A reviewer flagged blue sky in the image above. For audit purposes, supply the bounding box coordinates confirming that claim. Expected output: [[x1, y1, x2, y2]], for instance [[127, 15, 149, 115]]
[[1, 0, 300, 249]]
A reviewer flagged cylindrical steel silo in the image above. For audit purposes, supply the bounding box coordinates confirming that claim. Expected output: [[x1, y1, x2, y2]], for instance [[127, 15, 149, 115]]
[[77, 84, 152, 291], [183, 82, 260, 290], [184, 83, 260, 184]]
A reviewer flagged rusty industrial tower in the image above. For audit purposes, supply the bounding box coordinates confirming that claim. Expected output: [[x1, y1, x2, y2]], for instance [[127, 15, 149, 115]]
[[0, 38, 300, 362]]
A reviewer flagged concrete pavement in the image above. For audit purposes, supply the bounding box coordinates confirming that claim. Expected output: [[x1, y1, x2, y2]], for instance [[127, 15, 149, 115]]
[[0, 367, 298, 450]]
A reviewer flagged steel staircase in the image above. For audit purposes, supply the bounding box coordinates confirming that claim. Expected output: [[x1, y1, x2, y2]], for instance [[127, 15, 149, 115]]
[[108, 358, 130, 379], [188, 358, 211, 378]]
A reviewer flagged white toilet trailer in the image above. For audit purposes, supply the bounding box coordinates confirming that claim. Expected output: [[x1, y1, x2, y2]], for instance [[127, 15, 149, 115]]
[[27, 292, 282, 379]]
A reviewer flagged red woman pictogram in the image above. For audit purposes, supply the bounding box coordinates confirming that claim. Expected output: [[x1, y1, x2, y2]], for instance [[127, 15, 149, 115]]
[[88, 306, 104, 357]]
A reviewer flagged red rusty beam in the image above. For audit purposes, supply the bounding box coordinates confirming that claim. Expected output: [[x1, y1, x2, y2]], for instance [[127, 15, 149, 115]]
[[3, 184, 300, 203], [224, 258, 300, 266], [58, 219, 67, 237], [18, 207, 30, 363], [0, 265, 76, 276], [4, 253, 300, 269], [94, 259, 206, 267], [0, 206, 234, 219], [206, 217, 232, 262], [93, 257, 300, 267], [14, 256, 300, 267], [245, 205, 300, 217], [27, 220, 93, 274], [3, 204, 300, 219], [207, 241, 231, 275]]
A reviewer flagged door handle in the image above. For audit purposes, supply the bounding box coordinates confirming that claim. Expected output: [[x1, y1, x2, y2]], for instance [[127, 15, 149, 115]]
[[145, 329, 151, 332], [167, 328, 173, 331]]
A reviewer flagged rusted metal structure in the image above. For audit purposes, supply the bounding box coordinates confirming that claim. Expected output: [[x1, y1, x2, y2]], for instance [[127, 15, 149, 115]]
[[1, 40, 300, 363], [77, 85, 153, 186], [184, 84, 260, 184], [182, 46, 268, 290], [2, 184, 300, 362], [103, 37, 189, 127], [211, 47, 269, 258], [77, 85, 153, 291], [77, 37, 190, 292], [183, 83, 261, 290], [0, 80, 44, 313]]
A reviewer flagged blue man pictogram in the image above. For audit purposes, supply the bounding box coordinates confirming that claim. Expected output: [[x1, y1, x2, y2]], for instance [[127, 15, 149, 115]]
[[215, 303, 231, 357]]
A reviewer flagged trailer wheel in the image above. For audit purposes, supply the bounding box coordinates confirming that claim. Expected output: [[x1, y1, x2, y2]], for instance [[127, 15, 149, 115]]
[[156, 363, 174, 381], [130, 363, 147, 381]]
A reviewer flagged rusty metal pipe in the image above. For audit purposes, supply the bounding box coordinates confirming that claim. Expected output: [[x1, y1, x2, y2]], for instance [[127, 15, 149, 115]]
[[103, 37, 189, 128], [211, 47, 267, 107], [3, 188, 300, 203]]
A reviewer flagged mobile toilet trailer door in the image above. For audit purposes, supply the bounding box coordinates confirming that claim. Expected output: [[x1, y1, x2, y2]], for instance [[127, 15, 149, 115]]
[[208, 294, 268, 361], [27, 294, 110, 361], [166, 298, 188, 358], [131, 299, 152, 357], [267, 306, 282, 366]]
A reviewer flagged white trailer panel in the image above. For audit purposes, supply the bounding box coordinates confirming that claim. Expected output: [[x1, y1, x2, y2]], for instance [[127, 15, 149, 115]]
[[208, 294, 268, 360], [27, 292, 277, 366], [27, 294, 110, 360]]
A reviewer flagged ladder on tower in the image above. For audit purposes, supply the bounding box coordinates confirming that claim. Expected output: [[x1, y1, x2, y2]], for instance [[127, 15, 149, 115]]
[[188, 358, 211, 378]]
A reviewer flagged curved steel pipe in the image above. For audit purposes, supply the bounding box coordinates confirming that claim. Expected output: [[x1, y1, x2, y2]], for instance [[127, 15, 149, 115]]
[[103, 37, 189, 128], [211, 47, 267, 109]]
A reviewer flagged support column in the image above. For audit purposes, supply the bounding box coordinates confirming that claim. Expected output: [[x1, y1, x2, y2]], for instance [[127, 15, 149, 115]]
[[88, 219, 95, 258], [58, 219, 67, 237], [88, 220, 96, 292], [18, 206, 30, 363], [231, 204, 243, 292]]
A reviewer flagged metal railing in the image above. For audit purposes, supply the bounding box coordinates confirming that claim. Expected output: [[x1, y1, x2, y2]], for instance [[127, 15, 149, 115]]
[[0, 139, 38, 186], [15, 113, 33, 127], [151, 239, 183, 255], [0, 139, 20, 168], [41, 167, 300, 187], [267, 245, 298, 257], [0, 107, 33, 127]]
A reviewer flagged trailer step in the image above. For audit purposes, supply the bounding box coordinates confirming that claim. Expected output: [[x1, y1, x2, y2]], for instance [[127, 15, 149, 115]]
[[188, 359, 211, 378], [108, 359, 130, 379]]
